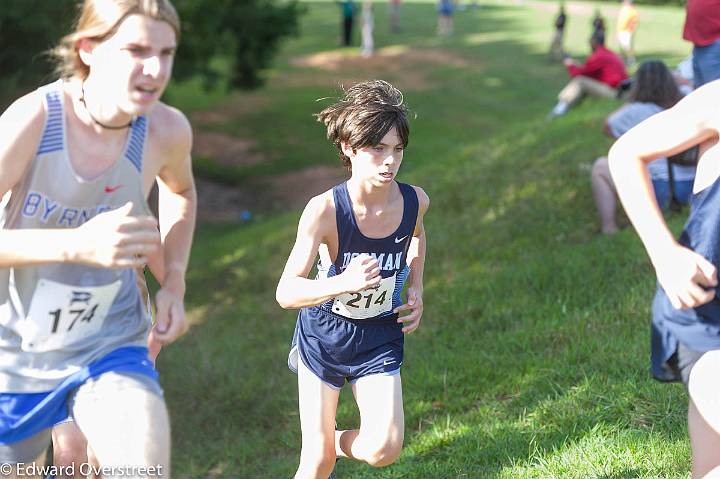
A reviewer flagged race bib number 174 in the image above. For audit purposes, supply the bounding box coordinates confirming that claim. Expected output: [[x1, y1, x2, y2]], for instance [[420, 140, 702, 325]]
[[19, 278, 122, 352]]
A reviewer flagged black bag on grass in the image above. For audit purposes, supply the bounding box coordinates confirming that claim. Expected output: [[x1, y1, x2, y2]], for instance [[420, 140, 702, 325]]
[[667, 145, 699, 211]]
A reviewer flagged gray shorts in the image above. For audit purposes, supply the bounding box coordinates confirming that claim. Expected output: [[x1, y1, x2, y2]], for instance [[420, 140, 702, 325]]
[[0, 372, 162, 463], [667, 341, 706, 389]]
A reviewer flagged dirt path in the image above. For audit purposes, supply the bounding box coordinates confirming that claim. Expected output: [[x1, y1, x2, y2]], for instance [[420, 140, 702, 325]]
[[287, 45, 476, 91], [191, 123, 347, 223], [190, 46, 471, 223]]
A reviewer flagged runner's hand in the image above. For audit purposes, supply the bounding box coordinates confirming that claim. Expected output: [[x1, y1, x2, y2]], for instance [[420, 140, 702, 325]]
[[655, 244, 717, 309], [341, 253, 381, 293], [150, 287, 188, 345], [74, 202, 160, 268], [394, 287, 423, 333]]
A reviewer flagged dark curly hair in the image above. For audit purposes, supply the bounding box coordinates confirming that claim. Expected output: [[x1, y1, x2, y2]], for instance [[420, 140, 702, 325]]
[[316, 80, 410, 170], [628, 60, 683, 109]]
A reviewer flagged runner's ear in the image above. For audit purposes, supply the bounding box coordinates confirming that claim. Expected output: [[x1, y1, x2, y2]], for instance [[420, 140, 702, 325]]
[[77, 38, 96, 67], [341, 141, 355, 159]]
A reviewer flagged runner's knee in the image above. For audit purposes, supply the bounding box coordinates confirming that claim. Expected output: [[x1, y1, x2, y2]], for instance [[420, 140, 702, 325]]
[[363, 435, 403, 467]]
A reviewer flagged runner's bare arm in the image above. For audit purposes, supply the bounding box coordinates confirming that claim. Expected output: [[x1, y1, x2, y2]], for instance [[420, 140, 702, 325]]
[[609, 82, 720, 309], [276, 194, 381, 309], [145, 246, 165, 284], [154, 109, 196, 292], [149, 108, 196, 344], [0, 92, 69, 266], [277, 195, 346, 308], [406, 187, 429, 288]]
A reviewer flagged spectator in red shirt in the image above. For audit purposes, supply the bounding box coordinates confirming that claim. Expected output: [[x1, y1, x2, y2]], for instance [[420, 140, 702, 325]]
[[548, 30, 628, 118], [683, 0, 720, 86]]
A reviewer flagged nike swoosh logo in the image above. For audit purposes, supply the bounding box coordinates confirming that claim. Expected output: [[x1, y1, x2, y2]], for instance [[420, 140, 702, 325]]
[[394, 235, 408, 243], [104, 184, 123, 193]]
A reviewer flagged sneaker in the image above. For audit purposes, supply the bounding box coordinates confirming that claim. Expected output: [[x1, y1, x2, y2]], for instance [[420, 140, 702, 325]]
[[547, 101, 569, 120]]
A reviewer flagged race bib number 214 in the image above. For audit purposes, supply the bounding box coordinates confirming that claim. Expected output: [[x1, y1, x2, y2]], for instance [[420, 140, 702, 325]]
[[332, 274, 396, 320]]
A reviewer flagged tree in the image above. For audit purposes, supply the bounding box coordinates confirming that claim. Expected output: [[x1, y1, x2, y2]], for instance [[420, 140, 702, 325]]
[[0, 1, 74, 95], [174, 0, 303, 89], [0, 0, 302, 101]]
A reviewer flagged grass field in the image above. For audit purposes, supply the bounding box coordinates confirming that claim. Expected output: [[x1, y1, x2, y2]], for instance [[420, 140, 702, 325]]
[[159, 1, 696, 477]]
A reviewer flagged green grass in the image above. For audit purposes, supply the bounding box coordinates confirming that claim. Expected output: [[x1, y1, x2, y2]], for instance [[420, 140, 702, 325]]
[[159, 1, 695, 477]]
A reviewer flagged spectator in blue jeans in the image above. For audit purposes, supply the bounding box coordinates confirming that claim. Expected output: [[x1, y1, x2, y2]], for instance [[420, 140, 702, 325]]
[[591, 61, 695, 234], [683, 0, 720, 87]]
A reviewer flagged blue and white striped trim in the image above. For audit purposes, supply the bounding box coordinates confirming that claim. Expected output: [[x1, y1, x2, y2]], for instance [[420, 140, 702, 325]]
[[37, 90, 64, 155], [320, 264, 338, 310], [124, 116, 147, 172], [392, 265, 411, 309]]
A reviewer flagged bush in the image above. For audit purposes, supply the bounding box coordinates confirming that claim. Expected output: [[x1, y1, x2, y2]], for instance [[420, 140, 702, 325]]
[[174, 0, 304, 89], [0, 0, 302, 102], [0, 1, 75, 97]]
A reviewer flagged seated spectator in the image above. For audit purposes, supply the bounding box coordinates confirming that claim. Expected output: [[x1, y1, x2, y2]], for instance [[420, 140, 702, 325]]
[[548, 30, 628, 118], [591, 60, 695, 234], [674, 54, 695, 95]]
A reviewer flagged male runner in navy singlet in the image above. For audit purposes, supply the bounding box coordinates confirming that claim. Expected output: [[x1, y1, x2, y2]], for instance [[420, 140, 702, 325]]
[[276, 80, 429, 479]]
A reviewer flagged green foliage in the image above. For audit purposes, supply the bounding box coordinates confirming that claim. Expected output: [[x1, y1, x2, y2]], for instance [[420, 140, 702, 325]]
[[0, 0, 303, 103], [0, 1, 75, 95], [173, 0, 305, 89]]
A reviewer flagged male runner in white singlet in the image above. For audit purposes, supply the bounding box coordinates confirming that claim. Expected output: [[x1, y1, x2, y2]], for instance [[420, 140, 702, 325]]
[[0, 0, 196, 476]]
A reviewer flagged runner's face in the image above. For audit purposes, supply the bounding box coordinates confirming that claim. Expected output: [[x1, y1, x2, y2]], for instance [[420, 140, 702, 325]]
[[348, 127, 404, 186], [86, 14, 177, 115]]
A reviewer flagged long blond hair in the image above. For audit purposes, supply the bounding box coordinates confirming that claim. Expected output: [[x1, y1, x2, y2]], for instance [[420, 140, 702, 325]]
[[52, 0, 180, 80]]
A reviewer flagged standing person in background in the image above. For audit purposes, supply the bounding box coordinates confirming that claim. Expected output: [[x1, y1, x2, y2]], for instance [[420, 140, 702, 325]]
[[437, 0, 455, 36], [548, 3, 567, 62], [548, 30, 628, 118], [361, 1, 374, 57], [339, 0, 356, 46], [617, 0, 638, 66], [0, 0, 196, 476], [683, 0, 720, 87], [592, 8, 606, 35], [389, 0, 401, 33]]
